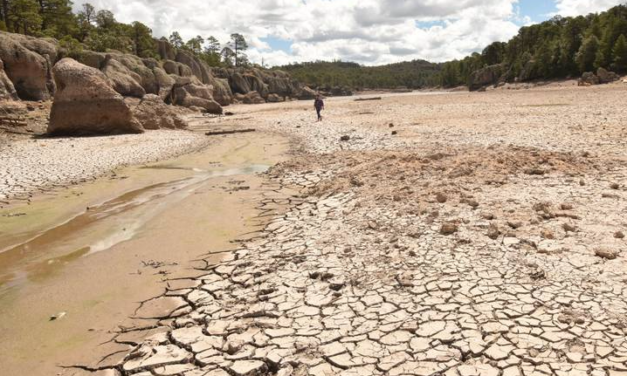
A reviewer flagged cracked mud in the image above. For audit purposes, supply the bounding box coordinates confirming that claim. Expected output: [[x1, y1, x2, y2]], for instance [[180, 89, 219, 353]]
[[49, 87, 627, 375]]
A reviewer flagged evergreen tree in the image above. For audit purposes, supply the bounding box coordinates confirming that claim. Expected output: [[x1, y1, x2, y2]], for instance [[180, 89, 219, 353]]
[[229, 33, 248, 66], [130, 21, 155, 57], [612, 34, 627, 71], [76, 3, 95, 41], [185, 35, 204, 54], [169, 31, 183, 49], [575, 35, 600, 73], [8, 0, 42, 35], [36, 0, 75, 38]]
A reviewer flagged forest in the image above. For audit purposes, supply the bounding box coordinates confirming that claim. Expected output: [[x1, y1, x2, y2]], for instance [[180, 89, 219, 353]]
[[439, 4, 627, 87], [1, 1, 626, 89], [277, 60, 442, 90]]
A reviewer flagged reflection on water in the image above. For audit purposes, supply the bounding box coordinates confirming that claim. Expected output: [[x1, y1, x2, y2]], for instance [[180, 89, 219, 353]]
[[0, 164, 269, 296]]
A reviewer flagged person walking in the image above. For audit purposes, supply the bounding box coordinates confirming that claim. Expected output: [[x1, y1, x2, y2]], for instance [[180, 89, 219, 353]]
[[314, 94, 324, 121]]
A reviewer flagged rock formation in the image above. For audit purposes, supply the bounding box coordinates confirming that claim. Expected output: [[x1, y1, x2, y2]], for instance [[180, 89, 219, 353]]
[[469, 63, 506, 91], [0, 58, 18, 101], [48, 58, 143, 136], [596, 68, 620, 84], [0, 31, 57, 100], [172, 82, 223, 114], [132, 94, 187, 129], [578, 68, 620, 86]]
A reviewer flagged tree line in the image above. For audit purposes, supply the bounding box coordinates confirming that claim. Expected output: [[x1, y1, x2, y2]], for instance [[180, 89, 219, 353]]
[[439, 4, 627, 87], [277, 60, 441, 90], [0, 0, 250, 67]]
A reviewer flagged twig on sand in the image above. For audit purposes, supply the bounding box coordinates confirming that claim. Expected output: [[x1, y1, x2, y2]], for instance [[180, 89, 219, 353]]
[[205, 128, 256, 136], [354, 97, 382, 102]]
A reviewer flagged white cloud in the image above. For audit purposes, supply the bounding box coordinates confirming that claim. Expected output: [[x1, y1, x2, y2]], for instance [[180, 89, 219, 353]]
[[554, 0, 624, 17], [73, 0, 528, 66]]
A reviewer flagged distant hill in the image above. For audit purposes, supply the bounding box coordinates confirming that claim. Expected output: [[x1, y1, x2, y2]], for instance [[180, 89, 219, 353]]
[[276, 60, 442, 90]]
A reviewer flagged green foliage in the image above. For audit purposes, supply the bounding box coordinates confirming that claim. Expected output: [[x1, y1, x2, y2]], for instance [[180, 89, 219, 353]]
[[59, 34, 82, 58], [439, 5, 627, 86], [278, 60, 441, 89], [131, 21, 156, 58], [613, 34, 627, 71], [229, 33, 248, 66], [8, 0, 42, 35], [169, 31, 183, 49], [185, 35, 204, 54], [576, 35, 600, 72]]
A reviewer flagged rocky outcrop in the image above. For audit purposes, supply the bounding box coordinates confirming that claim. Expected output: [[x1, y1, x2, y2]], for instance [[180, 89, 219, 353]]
[[102, 57, 146, 98], [578, 68, 619, 87], [48, 58, 143, 136], [153, 67, 175, 101], [469, 63, 506, 91], [156, 38, 175, 61], [241, 91, 266, 104], [267, 93, 284, 103], [597, 68, 620, 84], [0, 58, 18, 101], [172, 82, 222, 114], [0, 31, 58, 100], [297, 86, 317, 100], [132, 94, 187, 129], [578, 72, 600, 86]]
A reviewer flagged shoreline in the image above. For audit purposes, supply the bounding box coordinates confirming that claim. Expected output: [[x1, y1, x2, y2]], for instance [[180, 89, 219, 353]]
[[0, 130, 292, 376]]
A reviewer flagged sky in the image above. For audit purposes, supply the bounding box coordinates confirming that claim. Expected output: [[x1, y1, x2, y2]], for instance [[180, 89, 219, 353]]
[[72, 0, 626, 67]]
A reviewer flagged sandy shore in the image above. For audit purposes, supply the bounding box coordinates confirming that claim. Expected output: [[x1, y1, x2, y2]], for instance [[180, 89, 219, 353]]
[[2, 82, 627, 376], [0, 130, 210, 204]]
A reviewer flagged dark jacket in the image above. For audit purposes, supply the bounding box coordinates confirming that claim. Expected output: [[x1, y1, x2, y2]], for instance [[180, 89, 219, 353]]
[[314, 98, 324, 110]]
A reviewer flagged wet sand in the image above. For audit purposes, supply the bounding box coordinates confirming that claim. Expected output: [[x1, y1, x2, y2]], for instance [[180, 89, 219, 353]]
[[0, 131, 290, 376]]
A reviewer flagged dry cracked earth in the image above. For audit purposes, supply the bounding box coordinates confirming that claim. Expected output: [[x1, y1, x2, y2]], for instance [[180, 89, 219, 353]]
[[59, 85, 627, 376]]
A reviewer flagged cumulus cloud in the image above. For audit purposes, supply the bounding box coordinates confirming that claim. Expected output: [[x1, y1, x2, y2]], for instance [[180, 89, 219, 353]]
[[554, 0, 624, 17], [69, 0, 624, 67]]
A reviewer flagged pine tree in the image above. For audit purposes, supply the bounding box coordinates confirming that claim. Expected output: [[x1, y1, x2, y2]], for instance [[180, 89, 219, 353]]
[[575, 35, 600, 73], [131, 21, 155, 58], [169, 31, 183, 49], [612, 34, 627, 71], [229, 33, 248, 67], [9, 0, 42, 35]]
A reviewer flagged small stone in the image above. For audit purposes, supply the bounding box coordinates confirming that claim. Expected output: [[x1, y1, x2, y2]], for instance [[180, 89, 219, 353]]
[[436, 192, 447, 203], [440, 222, 458, 236], [340, 135, 350, 142], [614, 231, 625, 239], [610, 183, 620, 190], [594, 247, 618, 260]]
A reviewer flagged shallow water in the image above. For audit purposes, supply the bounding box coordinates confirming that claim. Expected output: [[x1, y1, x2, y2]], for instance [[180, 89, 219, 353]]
[[0, 164, 269, 296]]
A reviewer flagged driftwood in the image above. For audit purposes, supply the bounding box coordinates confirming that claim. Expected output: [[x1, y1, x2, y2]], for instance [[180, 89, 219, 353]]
[[205, 128, 256, 136], [0, 116, 27, 127], [354, 97, 382, 102]]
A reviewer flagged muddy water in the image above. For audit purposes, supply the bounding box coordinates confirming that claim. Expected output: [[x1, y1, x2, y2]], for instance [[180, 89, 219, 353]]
[[0, 164, 268, 295], [0, 132, 290, 376]]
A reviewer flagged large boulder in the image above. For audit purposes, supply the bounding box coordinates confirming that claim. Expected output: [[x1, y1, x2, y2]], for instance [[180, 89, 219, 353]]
[[172, 82, 222, 114], [469, 63, 506, 91], [297, 86, 317, 100], [209, 76, 233, 106], [228, 71, 251, 94], [77, 50, 106, 69], [0, 58, 18, 101], [153, 67, 176, 101], [244, 73, 269, 98], [110, 54, 158, 95], [102, 57, 146, 98], [132, 94, 187, 130], [48, 58, 143, 136], [242, 91, 266, 104], [267, 93, 284, 103], [156, 39, 175, 60], [0, 32, 58, 100], [578, 72, 600, 86], [597, 68, 620, 84]]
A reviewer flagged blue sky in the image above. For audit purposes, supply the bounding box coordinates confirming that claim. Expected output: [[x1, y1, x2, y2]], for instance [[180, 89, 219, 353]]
[[75, 0, 625, 66]]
